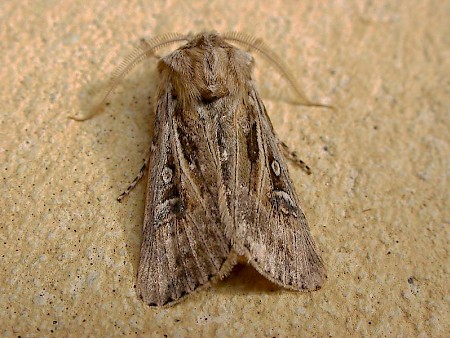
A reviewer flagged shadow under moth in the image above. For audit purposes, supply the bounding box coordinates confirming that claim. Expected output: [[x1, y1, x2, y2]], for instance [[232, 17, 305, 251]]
[[76, 31, 327, 306]]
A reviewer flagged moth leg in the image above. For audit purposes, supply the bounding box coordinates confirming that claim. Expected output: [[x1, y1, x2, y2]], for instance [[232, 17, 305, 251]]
[[280, 141, 311, 175], [117, 151, 150, 202]]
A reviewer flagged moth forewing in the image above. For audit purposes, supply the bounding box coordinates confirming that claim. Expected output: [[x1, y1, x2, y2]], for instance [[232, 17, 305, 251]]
[[227, 82, 326, 292], [100, 32, 326, 306]]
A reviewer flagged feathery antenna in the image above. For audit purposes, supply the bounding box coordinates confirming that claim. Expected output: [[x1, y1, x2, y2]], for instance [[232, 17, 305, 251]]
[[69, 32, 188, 121], [223, 31, 332, 109]]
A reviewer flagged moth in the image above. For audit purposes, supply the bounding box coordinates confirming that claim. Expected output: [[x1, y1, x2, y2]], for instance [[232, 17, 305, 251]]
[[78, 31, 327, 306]]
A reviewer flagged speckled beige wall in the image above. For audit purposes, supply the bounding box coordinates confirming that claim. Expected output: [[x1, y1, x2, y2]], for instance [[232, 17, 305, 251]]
[[1, 0, 449, 336]]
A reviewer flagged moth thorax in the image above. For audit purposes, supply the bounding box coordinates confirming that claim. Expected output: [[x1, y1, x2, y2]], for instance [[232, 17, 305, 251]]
[[196, 48, 232, 103]]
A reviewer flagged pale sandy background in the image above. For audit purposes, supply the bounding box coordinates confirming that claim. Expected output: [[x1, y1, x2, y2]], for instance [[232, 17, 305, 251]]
[[1, 0, 449, 337]]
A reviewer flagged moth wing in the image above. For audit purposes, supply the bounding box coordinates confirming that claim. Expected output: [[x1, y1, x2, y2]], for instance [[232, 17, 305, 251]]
[[233, 87, 326, 291], [136, 86, 232, 306]]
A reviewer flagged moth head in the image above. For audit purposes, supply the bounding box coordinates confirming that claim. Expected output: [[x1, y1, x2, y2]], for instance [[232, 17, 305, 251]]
[[185, 31, 226, 48], [159, 32, 254, 105]]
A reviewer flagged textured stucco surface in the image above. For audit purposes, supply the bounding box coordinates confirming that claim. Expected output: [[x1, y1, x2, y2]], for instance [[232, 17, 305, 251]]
[[1, 0, 449, 336]]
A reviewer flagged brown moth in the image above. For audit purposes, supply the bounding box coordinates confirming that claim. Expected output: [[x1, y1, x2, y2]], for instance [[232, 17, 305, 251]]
[[77, 31, 327, 306]]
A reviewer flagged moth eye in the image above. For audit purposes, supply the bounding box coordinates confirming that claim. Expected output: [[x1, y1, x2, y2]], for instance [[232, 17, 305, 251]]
[[162, 166, 173, 184], [271, 160, 281, 176], [200, 94, 217, 104]]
